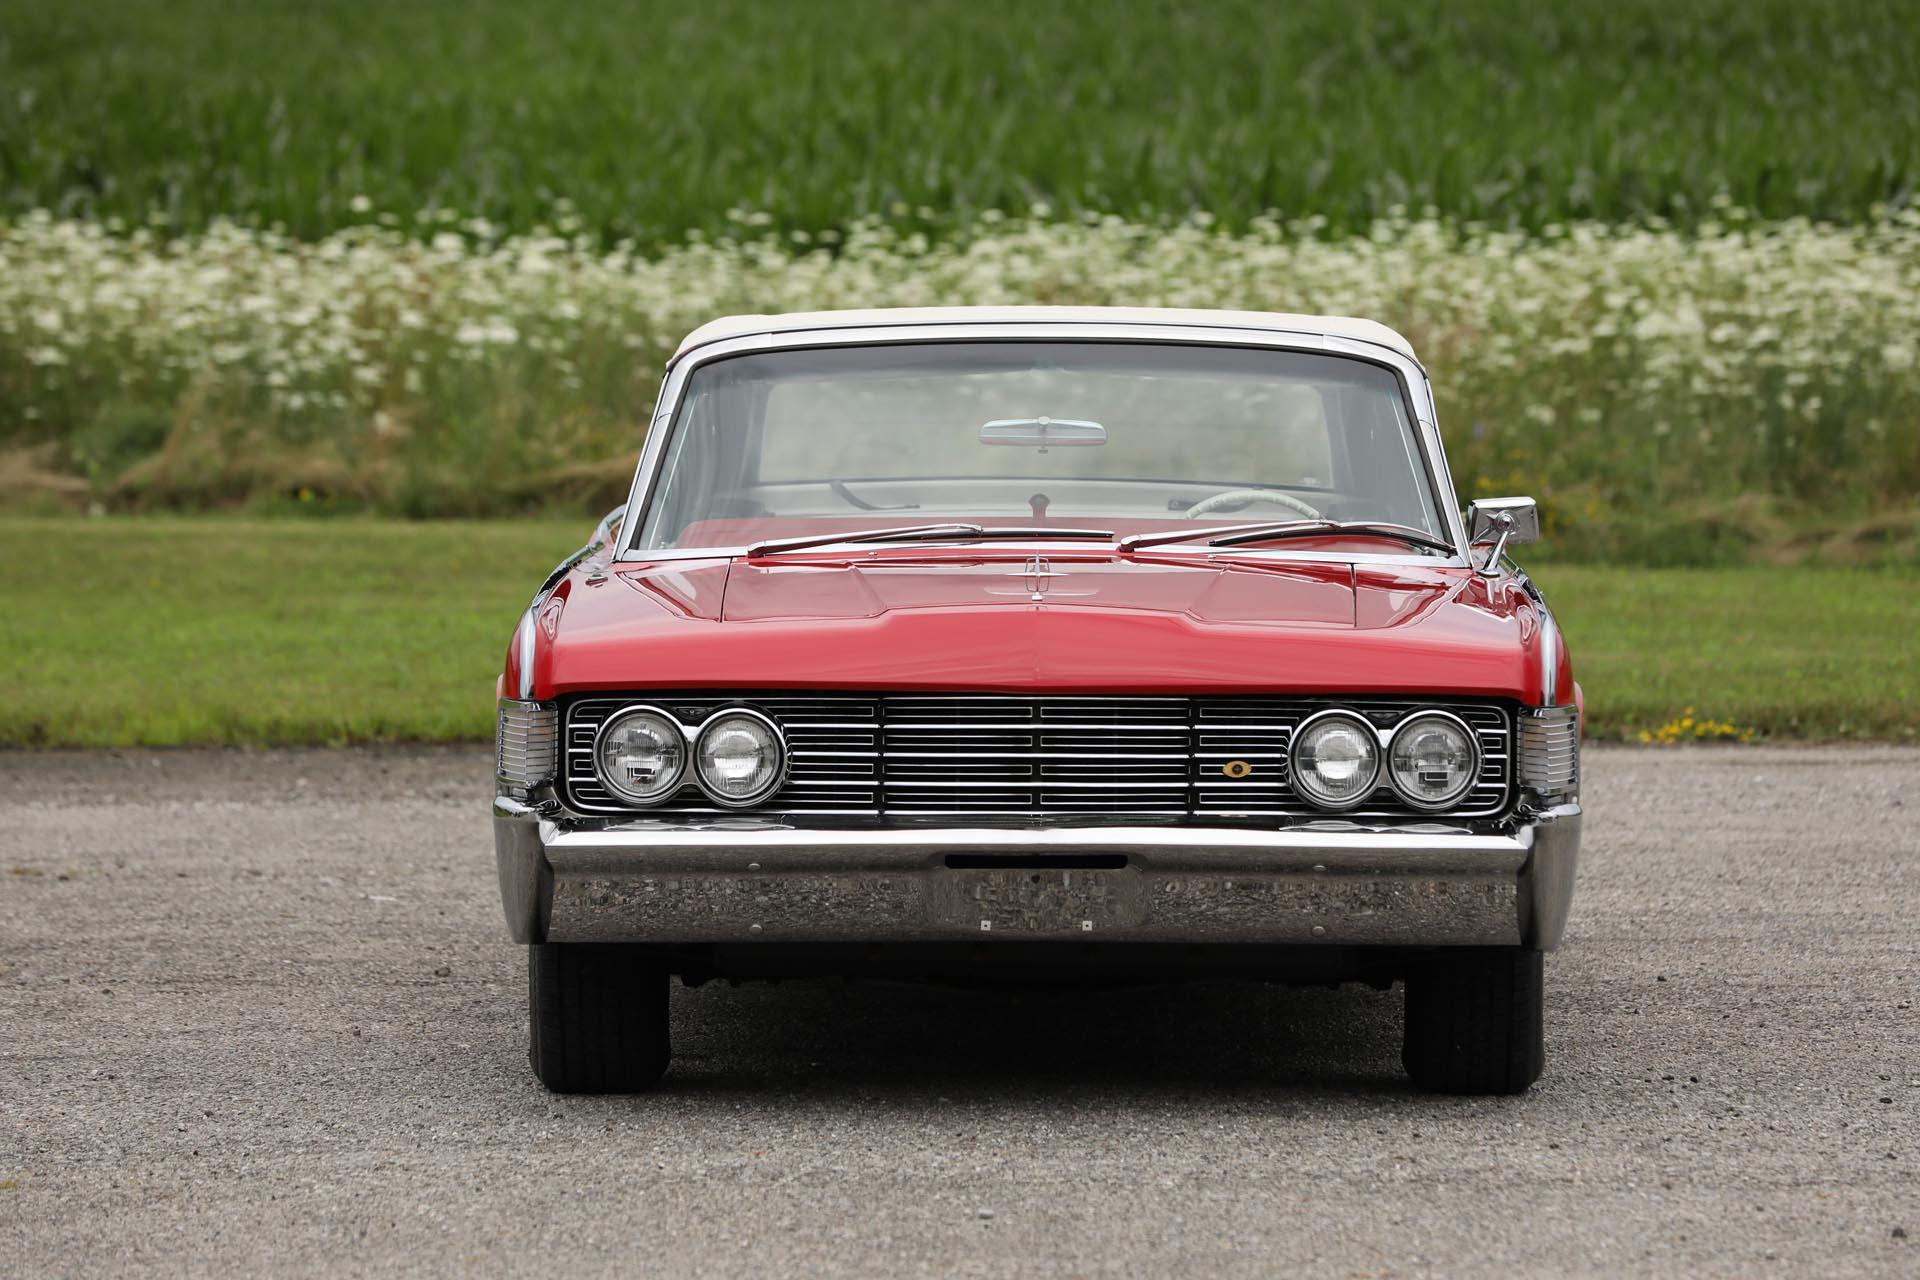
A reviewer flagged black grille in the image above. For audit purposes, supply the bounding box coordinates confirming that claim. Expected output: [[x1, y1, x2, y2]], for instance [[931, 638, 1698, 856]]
[[561, 694, 1512, 820]]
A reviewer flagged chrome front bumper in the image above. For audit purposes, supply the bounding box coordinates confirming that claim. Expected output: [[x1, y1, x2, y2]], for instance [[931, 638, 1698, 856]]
[[495, 800, 1582, 952]]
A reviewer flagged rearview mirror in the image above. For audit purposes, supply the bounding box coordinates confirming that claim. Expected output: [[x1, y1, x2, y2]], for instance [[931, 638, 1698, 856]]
[[1466, 496, 1539, 574], [979, 416, 1107, 449]]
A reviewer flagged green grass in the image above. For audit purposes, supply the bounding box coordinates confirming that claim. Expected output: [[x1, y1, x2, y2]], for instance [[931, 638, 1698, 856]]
[[1530, 560, 1920, 742], [2, 0, 1915, 239], [1, 518, 1913, 747], [0, 516, 584, 747]]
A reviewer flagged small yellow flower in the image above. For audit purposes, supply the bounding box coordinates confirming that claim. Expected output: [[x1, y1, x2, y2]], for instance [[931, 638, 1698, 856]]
[[1644, 711, 1756, 745]]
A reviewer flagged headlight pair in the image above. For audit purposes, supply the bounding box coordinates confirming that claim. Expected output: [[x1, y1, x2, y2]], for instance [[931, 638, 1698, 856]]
[[1290, 709, 1480, 813], [595, 705, 785, 808]]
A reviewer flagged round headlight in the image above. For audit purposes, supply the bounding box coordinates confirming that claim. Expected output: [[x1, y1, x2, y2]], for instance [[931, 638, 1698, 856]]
[[1289, 711, 1380, 810], [694, 710, 785, 807], [1387, 712, 1480, 810], [594, 707, 687, 806]]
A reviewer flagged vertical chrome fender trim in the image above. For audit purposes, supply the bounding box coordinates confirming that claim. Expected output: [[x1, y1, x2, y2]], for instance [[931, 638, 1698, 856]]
[[516, 608, 538, 700], [1537, 603, 1560, 707]]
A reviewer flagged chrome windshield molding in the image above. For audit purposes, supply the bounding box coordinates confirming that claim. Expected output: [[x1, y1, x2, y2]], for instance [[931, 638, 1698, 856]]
[[610, 544, 1468, 567], [616, 321, 1463, 564], [1420, 419, 1471, 554], [668, 316, 1428, 374]]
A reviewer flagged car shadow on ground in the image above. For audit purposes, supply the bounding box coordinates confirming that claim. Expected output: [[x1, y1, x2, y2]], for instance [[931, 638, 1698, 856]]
[[650, 976, 1413, 1099]]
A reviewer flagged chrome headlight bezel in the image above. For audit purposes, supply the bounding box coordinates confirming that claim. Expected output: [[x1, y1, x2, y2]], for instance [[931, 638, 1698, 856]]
[[1287, 709, 1383, 811], [591, 704, 690, 807], [1383, 709, 1482, 812], [692, 708, 788, 808]]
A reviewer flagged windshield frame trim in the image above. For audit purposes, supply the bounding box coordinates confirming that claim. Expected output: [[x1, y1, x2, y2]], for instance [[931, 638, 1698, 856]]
[[617, 543, 1462, 567], [616, 323, 1468, 563]]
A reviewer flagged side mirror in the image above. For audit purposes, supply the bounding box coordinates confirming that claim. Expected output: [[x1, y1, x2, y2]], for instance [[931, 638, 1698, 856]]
[[1466, 496, 1538, 575]]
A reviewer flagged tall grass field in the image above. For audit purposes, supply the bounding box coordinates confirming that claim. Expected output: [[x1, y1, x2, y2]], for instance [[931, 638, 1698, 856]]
[[3, 0, 1915, 239]]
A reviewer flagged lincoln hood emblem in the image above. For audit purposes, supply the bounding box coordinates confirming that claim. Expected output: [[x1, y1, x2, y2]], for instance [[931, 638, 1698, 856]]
[[986, 556, 1091, 602], [1023, 556, 1054, 600]]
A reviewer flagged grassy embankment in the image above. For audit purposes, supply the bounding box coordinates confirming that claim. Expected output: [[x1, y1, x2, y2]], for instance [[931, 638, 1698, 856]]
[[2, 518, 1912, 748], [4, 215, 1917, 562]]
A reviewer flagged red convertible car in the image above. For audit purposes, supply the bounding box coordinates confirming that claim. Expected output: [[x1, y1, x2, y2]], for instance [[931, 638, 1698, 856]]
[[494, 307, 1582, 1094]]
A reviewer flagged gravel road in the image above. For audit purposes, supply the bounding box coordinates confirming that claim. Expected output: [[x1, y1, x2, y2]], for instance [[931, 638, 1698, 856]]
[[2, 746, 1915, 1276]]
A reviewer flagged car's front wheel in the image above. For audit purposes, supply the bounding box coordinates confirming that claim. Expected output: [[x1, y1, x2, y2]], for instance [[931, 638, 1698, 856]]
[[528, 943, 670, 1093], [1401, 947, 1545, 1095]]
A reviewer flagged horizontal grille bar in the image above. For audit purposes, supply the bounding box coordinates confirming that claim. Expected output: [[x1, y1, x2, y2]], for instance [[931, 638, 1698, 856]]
[[560, 694, 1513, 820]]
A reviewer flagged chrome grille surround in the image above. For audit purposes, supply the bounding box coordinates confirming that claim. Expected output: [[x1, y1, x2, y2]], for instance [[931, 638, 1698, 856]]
[[562, 694, 1512, 821]]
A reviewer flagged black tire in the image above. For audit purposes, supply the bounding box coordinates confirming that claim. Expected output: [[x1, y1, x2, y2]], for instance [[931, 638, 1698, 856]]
[[528, 943, 671, 1093], [1401, 947, 1545, 1095]]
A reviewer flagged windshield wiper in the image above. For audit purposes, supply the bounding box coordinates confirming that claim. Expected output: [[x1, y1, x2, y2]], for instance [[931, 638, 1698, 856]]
[[747, 524, 1115, 557], [1118, 520, 1455, 556]]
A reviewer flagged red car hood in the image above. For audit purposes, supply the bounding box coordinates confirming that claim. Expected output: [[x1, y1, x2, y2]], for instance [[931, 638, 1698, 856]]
[[524, 548, 1555, 703]]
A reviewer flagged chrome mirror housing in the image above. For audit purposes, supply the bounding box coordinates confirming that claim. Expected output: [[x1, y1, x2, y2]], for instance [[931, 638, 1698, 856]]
[[1466, 496, 1539, 575]]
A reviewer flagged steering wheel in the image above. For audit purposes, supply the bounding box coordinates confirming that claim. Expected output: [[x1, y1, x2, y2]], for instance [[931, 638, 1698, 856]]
[[1183, 488, 1323, 520]]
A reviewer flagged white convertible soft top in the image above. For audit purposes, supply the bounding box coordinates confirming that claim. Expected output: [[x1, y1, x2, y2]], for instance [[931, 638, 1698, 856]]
[[672, 306, 1417, 364]]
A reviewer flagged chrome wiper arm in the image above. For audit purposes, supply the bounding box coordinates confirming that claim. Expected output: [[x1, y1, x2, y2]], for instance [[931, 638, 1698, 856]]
[[1209, 520, 1455, 555], [1119, 519, 1455, 556], [747, 524, 1116, 557], [747, 523, 983, 556], [1117, 520, 1329, 553], [965, 526, 1115, 541]]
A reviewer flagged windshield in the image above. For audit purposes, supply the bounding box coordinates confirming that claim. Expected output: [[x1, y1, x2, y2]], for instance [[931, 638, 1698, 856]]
[[635, 341, 1446, 552]]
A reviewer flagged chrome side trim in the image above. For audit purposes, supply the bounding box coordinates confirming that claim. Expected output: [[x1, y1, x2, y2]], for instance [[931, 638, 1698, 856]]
[[515, 610, 536, 700], [1538, 603, 1561, 706]]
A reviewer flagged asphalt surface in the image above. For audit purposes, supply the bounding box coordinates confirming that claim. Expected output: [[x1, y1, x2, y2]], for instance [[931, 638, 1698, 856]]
[[1, 745, 1915, 1277]]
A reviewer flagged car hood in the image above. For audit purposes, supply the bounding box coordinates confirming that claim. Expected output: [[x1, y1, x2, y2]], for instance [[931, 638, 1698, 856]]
[[528, 550, 1553, 702]]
